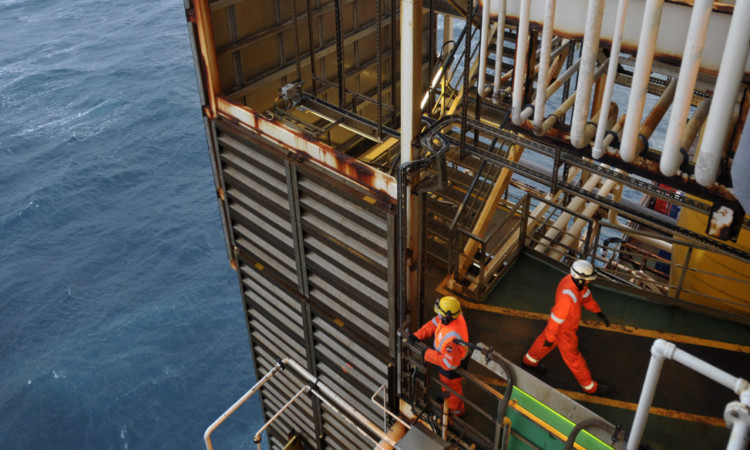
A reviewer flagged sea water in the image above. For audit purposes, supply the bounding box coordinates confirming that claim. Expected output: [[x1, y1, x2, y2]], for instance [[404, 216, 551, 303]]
[[0, 0, 261, 448]]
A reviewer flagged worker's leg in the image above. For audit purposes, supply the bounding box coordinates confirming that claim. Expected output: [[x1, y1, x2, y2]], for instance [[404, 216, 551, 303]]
[[523, 330, 557, 367], [439, 373, 465, 417], [557, 330, 597, 393]]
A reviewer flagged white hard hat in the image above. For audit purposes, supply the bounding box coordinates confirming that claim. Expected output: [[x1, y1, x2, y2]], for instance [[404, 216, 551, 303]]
[[571, 259, 597, 281]]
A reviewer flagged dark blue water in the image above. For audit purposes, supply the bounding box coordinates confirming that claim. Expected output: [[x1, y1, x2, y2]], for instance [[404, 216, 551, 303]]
[[0, 0, 262, 448]]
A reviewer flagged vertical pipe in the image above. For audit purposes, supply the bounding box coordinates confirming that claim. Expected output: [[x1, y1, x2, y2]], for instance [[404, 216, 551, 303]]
[[492, 0, 507, 103], [592, 0, 629, 159], [695, 0, 750, 187], [532, 0, 556, 135], [333, 0, 345, 108], [627, 340, 673, 450], [511, 0, 532, 125], [290, 0, 302, 80], [376, 0, 383, 138], [727, 419, 750, 450], [619, 0, 665, 162], [400, 0, 423, 164], [445, 13, 453, 45], [305, 0, 318, 95], [569, 0, 605, 148], [478, 0, 491, 97], [660, 0, 713, 176], [193, 0, 220, 119]]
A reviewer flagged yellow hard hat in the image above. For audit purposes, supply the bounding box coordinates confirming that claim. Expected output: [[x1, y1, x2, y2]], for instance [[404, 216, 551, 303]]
[[434, 296, 461, 320]]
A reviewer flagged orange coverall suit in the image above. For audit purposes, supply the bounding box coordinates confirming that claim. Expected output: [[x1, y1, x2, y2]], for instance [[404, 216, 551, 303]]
[[414, 314, 469, 415], [523, 274, 601, 393]]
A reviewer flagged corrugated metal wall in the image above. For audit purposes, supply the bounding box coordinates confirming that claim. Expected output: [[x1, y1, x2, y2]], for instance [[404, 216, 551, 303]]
[[213, 119, 397, 449]]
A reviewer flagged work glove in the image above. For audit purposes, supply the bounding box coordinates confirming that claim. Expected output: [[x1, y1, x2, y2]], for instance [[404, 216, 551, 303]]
[[597, 312, 611, 327], [543, 339, 554, 347], [407, 334, 419, 345]]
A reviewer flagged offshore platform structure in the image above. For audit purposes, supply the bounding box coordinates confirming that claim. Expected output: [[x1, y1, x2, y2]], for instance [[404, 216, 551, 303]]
[[185, 0, 750, 448]]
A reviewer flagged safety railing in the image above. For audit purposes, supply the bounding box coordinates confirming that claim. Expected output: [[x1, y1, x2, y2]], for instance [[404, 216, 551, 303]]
[[399, 328, 620, 449], [586, 220, 750, 320], [449, 194, 529, 299], [203, 359, 398, 450]]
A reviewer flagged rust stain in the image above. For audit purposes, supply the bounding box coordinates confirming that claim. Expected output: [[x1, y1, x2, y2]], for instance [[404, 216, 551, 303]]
[[216, 97, 398, 205]]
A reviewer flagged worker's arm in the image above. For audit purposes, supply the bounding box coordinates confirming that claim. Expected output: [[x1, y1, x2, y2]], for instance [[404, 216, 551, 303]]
[[413, 316, 439, 341], [581, 288, 602, 314], [424, 340, 465, 371]]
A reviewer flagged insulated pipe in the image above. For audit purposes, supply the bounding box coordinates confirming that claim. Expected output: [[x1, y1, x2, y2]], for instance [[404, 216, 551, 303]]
[[660, 0, 713, 176], [444, 13, 453, 46], [627, 340, 750, 450], [541, 61, 608, 135], [592, 0, 629, 159], [531, 57, 581, 130], [695, 0, 750, 187], [548, 178, 618, 261], [569, 0, 605, 148], [631, 78, 678, 155], [532, 0, 557, 135], [534, 174, 603, 254], [492, 0, 508, 103], [478, 0, 492, 97], [667, 98, 712, 176], [511, 0, 532, 125], [619, 0, 665, 163]]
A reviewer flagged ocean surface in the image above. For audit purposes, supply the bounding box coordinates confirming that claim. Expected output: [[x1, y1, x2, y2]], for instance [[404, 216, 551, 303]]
[[0, 0, 262, 448]]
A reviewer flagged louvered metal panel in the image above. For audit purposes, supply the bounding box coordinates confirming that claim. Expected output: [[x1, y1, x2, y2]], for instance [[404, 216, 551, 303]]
[[211, 119, 397, 449]]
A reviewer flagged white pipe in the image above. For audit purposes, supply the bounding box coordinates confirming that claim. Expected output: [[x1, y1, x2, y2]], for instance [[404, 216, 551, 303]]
[[532, 0, 557, 135], [619, 0, 665, 163], [726, 417, 750, 450], [627, 339, 671, 450], [444, 14, 453, 46], [400, 0, 419, 165], [695, 0, 750, 187], [592, 0, 629, 159], [660, 0, 713, 176], [628, 340, 750, 450], [570, 0, 605, 148], [478, 0, 491, 97], [511, 0, 532, 125], [492, 0, 507, 103]]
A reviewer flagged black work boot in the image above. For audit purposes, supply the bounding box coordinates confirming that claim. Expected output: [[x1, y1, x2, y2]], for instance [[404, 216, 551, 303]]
[[522, 360, 547, 373], [593, 384, 610, 395]]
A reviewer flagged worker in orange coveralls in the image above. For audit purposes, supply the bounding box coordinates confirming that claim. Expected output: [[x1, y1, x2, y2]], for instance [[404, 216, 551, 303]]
[[522, 259, 611, 395], [409, 296, 469, 416]]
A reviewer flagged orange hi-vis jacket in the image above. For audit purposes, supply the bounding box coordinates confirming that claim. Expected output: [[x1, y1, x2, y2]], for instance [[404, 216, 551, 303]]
[[414, 314, 469, 378], [545, 274, 602, 343]]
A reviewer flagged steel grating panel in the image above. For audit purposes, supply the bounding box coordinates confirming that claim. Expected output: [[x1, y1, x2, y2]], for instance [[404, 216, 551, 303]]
[[213, 119, 396, 449]]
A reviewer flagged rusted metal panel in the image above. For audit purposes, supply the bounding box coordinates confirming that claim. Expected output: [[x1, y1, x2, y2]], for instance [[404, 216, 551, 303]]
[[217, 97, 398, 200]]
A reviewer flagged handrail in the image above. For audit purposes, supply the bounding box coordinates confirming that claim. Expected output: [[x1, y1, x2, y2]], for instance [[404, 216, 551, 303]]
[[203, 358, 397, 450], [627, 339, 750, 450]]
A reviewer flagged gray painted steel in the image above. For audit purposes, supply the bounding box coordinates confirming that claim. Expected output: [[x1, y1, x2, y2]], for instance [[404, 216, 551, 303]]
[[213, 119, 397, 449]]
